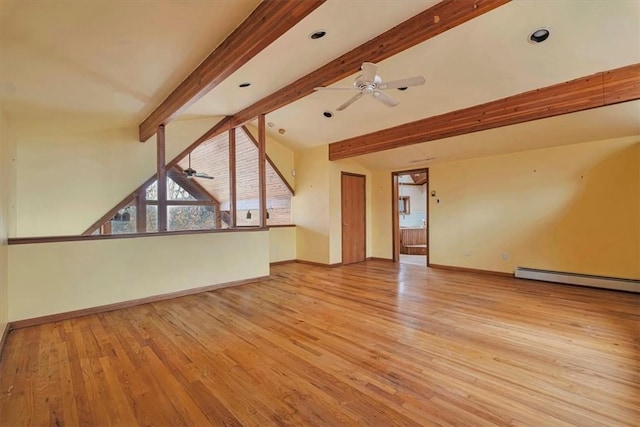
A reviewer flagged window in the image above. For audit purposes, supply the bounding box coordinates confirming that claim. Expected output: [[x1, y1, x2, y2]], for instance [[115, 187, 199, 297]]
[[87, 126, 294, 235], [399, 196, 410, 215]]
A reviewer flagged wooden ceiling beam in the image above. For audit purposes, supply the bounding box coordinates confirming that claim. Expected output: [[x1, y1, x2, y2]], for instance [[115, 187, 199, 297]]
[[138, 0, 325, 142], [329, 63, 640, 160], [230, 0, 510, 127]]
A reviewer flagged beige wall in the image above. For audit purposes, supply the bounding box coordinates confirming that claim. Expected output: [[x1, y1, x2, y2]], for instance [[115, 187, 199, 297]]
[[371, 169, 393, 260], [0, 111, 12, 332], [14, 117, 221, 237], [292, 145, 373, 265], [269, 226, 296, 263], [419, 136, 640, 278], [8, 231, 269, 321], [292, 145, 331, 264]]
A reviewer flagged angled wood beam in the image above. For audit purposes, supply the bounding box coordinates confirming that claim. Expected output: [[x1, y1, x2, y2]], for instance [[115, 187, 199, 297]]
[[329, 63, 640, 160], [241, 126, 295, 195], [230, 0, 510, 127], [138, 0, 325, 142]]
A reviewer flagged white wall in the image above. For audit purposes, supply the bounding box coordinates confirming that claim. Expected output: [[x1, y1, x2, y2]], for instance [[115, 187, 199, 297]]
[[8, 231, 269, 321]]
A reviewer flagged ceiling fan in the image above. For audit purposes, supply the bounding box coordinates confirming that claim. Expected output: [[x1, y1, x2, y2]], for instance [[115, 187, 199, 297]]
[[314, 62, 425, 111], [183, 153, 213, 180]]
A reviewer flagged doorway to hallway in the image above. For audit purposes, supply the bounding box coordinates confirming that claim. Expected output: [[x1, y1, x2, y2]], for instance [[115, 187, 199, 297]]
[[392, 169, 429, 266]]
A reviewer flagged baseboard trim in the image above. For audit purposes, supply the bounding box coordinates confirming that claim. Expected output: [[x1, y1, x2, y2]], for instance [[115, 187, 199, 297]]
[[295, 259, 343, 268], [9, 275, 270, 330], [429, 263, 512, 278], [0, 323, 10, 361], [367, 257, 394, 262], [270, 260, 296, 266]]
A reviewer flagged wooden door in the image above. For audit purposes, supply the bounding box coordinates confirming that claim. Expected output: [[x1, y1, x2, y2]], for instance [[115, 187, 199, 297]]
[[341, 173, 366, 264]]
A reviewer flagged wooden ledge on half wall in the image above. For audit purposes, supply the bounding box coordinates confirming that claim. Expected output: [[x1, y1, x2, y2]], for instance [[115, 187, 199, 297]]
[[7, 226, 273, 245]]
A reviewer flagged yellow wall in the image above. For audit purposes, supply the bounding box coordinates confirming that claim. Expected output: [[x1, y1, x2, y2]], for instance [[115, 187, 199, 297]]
[[8, 231, 269, 321], [0, 111, 12, 333], [426, 136, 639, 278], [370, 169, 393, 260], [269, 226, 296, 263], [292, 145, 331, 264], [292, 145, 374, 265], [14, 117, 221, 237]]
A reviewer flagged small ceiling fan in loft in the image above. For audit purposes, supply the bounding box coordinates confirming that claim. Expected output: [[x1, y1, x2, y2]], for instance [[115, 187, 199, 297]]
[[314, 62, 425, 111], [183, 153, 214, 180]]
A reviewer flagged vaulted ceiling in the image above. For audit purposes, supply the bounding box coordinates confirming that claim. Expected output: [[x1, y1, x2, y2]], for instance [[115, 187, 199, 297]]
[[1, 0, 638, 170]]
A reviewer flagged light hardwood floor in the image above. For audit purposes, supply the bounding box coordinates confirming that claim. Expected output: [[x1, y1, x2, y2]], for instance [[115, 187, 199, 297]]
[[1, 261, 639, 426]]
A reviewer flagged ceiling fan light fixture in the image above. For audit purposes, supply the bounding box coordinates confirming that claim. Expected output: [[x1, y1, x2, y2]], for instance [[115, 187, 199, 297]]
[[309, 30, 326, 40], [529, 28, 550, 44]]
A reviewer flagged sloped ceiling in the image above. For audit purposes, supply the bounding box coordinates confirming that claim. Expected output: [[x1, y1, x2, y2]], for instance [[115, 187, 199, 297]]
[[1, 0, 638, 170]]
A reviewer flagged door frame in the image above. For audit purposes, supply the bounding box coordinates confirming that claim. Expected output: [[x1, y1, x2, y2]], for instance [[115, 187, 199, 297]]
[[341, 172, 367, 265], [391, 168, 429, 265]]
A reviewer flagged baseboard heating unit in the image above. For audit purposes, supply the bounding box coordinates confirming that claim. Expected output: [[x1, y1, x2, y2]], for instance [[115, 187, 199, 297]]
[[514, 267, 640, 293]]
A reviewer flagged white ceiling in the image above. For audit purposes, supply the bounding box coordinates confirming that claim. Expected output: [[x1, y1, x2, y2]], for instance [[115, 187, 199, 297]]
[[1, 0, 638, 169]]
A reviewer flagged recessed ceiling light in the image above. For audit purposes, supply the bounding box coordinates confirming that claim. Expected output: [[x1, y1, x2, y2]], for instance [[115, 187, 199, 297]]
[[309, 30, 327, 40], [529, 28, 550, 44], [397, 87, 408, 91], [278, 128, 286, 134], [323, 111, 333, 118], [267, 122, 275, 128], [238, 82, 251, 88]]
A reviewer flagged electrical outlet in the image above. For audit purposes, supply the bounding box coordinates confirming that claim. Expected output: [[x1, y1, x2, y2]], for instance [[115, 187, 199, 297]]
[[465, 249, 472, 257]]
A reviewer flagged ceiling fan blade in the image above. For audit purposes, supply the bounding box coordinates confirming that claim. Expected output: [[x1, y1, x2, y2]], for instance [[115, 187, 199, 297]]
[[194, 173, 214, 179], [372, 90, 399, 107], [377, 76, 425, 90], [336, 92, 364, 111], [361, 62, 377, 83], [314, 87, 356, 91]]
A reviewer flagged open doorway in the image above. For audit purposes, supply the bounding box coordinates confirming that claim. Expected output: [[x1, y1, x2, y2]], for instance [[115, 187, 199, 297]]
[[392, 169, 429, 266]]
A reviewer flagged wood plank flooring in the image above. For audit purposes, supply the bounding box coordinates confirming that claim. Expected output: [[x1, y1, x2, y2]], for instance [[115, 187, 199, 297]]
[[1, 261, 639, 426]]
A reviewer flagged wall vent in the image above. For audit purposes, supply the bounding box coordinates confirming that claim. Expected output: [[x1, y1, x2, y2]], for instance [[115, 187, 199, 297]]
[[514, 267, 640, 293]]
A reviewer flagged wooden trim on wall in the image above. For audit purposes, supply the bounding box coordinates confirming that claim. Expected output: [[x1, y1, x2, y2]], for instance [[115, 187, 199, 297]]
[[230, 0, 510, 127], [9, 275, 271, 330], [9, 226, 267, 245], [295, 260, 343, 268], [269, 260, 296, 267], [267, 224, 296, 229], [241, 126, 295, 195], [0, 323, 10, 361], [367, 257, 394, 262], [137, 0, 325, 142], [429, 263, 513, 278], [329, 63, 640, 160]]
